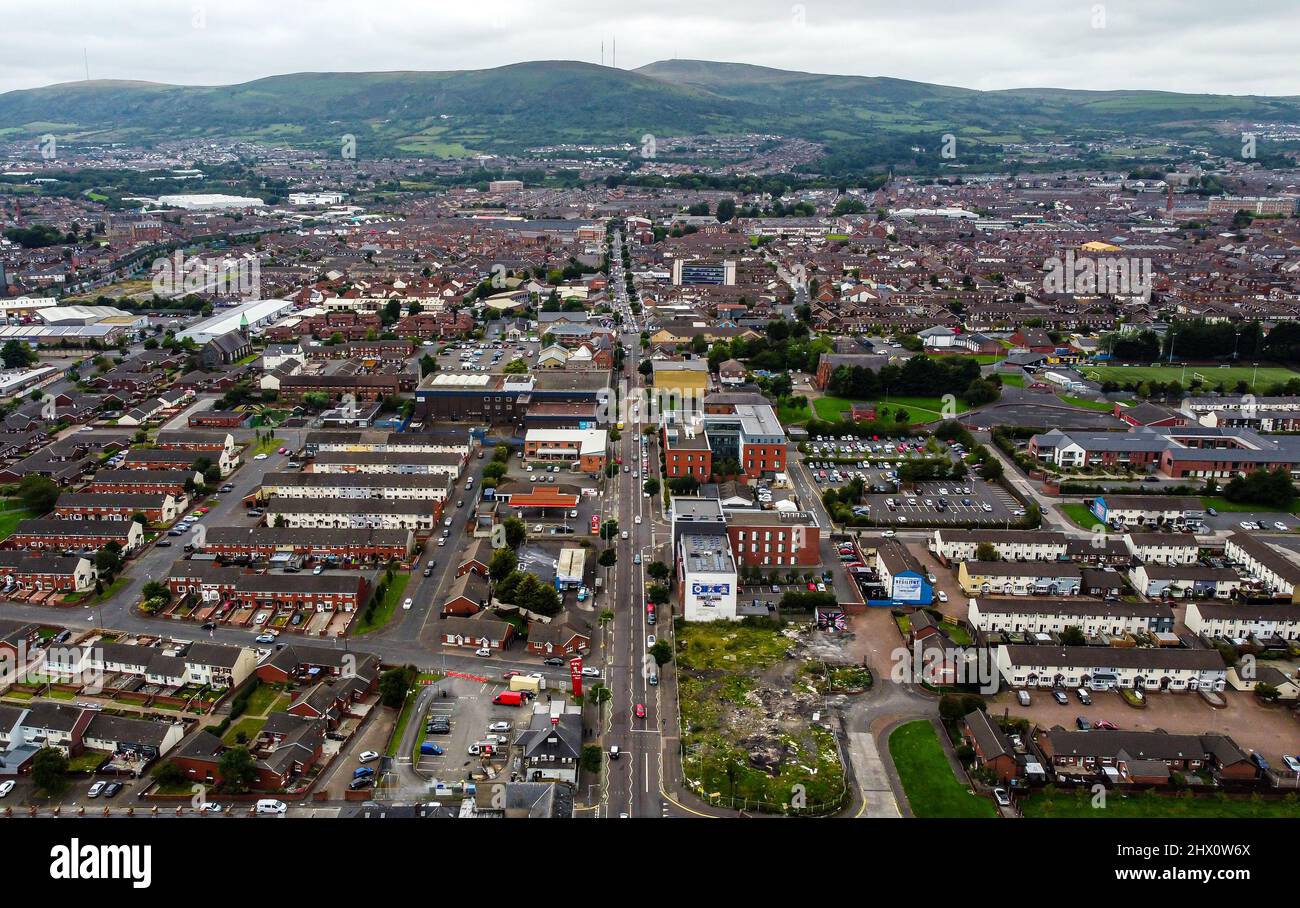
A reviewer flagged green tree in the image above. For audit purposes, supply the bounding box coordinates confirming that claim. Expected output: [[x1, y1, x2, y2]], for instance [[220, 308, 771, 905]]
[[95, 542, 123, 580], [646, 560, 670, 583], [378, 664, 418, 708], [598, 547, 617, 568], [217, 746, 257, 793], [16, 474, 59, 515], [31, 747, 69, 795], [489, 546, 518, 582], [503, 517, 527, 550], [650, 640, 673, 665]]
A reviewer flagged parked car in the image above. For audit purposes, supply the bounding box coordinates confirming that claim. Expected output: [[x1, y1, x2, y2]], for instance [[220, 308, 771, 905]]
[[1075, 717, 1091, 730], [474, 647, 493, 657], [1053, 690, 1069, 705], [358, 751, 379, 762], [87, 781, 106, 798], [993, 787, 1011, 807]]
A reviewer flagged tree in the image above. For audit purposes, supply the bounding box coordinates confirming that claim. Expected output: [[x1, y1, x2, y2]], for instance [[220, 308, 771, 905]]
[[1060, 625, 1086, 646], [141, 580, 170, 601], [152, 760, 185, 788], [217, 746, 257, 793], [979, 456, 1004, 482], [598, 547, 617, 568], [647, 583, 669, 605], [95, 542, 123, 580], [647, 560, 670, 583], [642, 477, 660, 496], [502, 517, 527, 550], [31, 747, 69, 795], [600, 519, 619, 541], [17, 474, 59, 515], [1, 339, 37, 369], [489, 546, 518, 582], [974, 542, 999, 562], [650, 640, 673, 665], [379, 664, 418, 708]]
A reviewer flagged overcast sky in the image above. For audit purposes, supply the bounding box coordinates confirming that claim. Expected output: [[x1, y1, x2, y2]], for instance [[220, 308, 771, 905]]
[[1, 0, 1298, 97]]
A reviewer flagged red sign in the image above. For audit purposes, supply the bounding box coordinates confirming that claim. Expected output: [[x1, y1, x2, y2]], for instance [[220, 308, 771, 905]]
[[569, 656, 583, 698]]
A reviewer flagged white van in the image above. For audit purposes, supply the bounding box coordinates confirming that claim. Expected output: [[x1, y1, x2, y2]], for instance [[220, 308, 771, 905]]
[[256, 799, 288, 815], [1016, 690, 1031, 707]]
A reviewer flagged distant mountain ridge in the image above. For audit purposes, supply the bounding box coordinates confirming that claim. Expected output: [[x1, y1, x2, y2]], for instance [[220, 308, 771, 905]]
[[1, 59, 1295, 168]]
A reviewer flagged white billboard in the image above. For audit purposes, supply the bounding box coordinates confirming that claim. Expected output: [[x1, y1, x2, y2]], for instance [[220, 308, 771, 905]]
[[893, 574, 924, 603]]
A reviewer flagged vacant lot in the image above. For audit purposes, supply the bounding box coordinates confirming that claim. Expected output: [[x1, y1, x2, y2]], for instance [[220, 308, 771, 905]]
[[677, 621, 847, 814], [888, 720, 996, 818]]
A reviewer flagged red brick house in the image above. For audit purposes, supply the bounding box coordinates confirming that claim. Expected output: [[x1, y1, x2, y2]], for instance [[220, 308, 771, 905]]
[[960, 710, 1018, 782]]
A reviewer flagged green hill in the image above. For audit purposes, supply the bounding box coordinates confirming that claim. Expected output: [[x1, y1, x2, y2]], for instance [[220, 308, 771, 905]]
[[2, 58, 1296, 168]]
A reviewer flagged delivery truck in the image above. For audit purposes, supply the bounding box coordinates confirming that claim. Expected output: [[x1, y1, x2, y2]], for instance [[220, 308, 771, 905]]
[[493, 690, 526, 707], [508, 674, 544, 693]]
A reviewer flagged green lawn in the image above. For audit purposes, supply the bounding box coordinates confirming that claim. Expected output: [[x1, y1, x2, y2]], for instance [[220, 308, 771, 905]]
[[221, 716, 266, 745], [812, 395, 971, 424], [242, 681, 288, 717], [247, 435, 283, 457], [1058, 394, 1118, 412], [889, 720, 996, 818], [1081, 363, 1300, 393], [64, 576, 128, 606], [385, 690, 418, 757], [0, 502, 36, 542], [1024, 789, 1300, 818], [354, 573, 410, 635], [1202, 496, 1300, 515], [934, 353, 1006, 365], [999, 373, 1025, 389], [1060, 502, 1102, 530]]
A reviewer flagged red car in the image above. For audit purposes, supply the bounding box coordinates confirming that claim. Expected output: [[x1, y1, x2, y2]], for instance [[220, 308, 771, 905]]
[[278, 447, 288, 455], [806, 582, 817, 591], [634, 703, 646, 719], [1094, 720, 1119, 730], [502, 670, 521, 679]]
